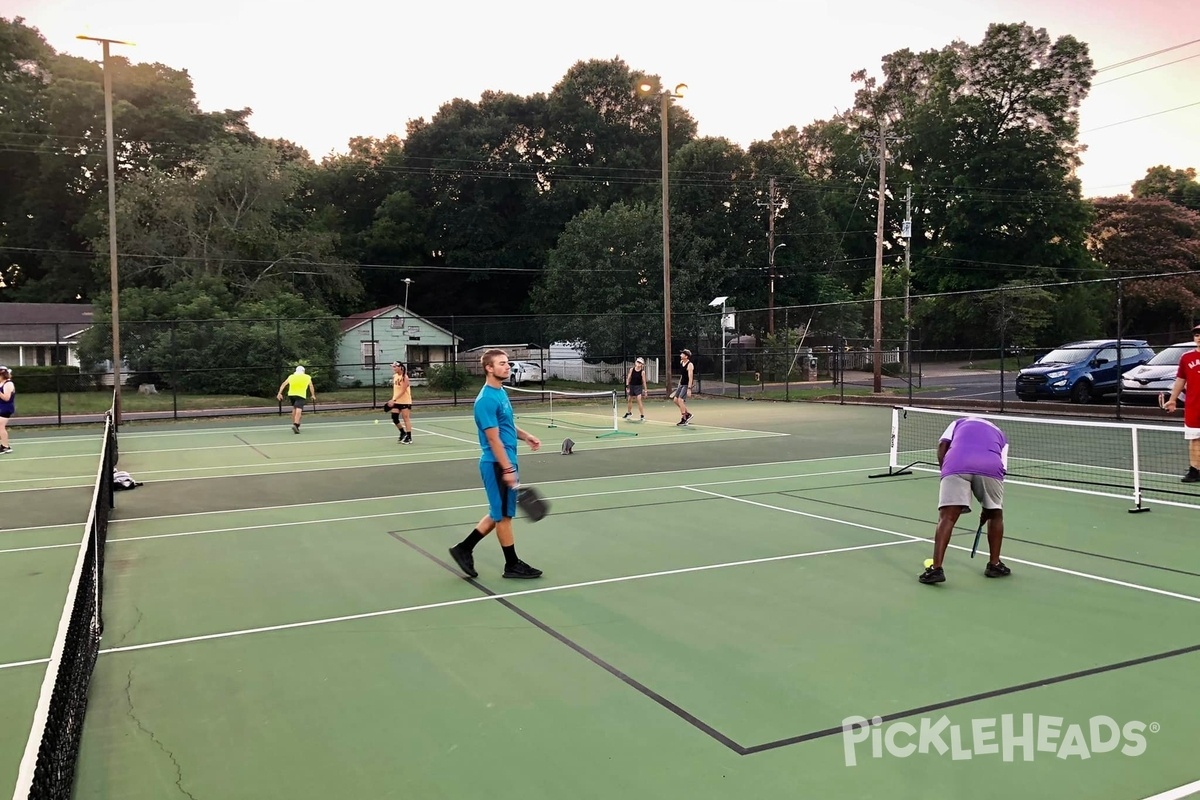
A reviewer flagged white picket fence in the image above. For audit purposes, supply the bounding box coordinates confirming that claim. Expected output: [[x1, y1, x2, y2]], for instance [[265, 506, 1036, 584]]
[[540, 358, 659, 385]]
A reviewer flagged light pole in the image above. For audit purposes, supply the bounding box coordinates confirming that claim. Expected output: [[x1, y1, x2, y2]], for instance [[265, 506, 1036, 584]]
[[710, 295, 731, 392], [637, 77, 686, 390], [78, 34, 133, 426], [401, 277, 414, 364], [768, 242, 786, 336]]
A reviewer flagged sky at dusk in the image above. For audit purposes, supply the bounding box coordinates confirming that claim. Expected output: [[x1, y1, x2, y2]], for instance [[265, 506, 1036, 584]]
[[4, 0, 1198, 197]]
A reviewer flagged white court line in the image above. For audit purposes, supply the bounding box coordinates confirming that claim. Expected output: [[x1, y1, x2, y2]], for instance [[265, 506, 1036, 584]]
[[0, 537, 919, 671], [686, 487, 1200, 606], [8, 429, 480, 461], [11, 415, 388, 445], [1139, 779, 1200, 800], [409, 425, 478, 445], [0, 428, 790, 495], [0, 466, 882, 555]]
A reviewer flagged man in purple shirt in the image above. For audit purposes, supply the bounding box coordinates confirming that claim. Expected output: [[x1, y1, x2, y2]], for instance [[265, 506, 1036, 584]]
[[919, 416, 1011, 585]]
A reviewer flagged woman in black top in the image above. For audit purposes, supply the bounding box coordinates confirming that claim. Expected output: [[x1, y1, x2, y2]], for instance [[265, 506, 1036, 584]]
[[624, 357, 649, 421]]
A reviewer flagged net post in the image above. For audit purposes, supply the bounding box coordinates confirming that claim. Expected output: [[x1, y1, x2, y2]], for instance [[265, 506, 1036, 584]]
[[868, 406, 914, 478], [597, 389, 637, 438], [1128, 427, 1151, 513]]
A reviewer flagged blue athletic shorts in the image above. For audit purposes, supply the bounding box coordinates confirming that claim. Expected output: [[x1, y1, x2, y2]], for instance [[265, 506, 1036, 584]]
[[479, 461, 517, 521]]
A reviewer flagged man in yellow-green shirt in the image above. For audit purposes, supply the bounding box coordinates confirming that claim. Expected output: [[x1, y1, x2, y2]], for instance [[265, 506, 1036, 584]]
[[276, 365, 316, 434]]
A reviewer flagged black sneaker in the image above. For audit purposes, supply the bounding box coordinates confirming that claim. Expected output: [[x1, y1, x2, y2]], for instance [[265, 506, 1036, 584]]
[[503, 560, 543, 579], [623, 412, 632, 419], [404, 433, 413, 444], [448, 545, 478, 578], [1182, 467, 1200, 484], [985, 561, 1012, 578], [292, 423, 300, 434], [918, 566, 945, 584], [398, 435, 405, 443], [684, 412, 693, 424], [0, 445, 11, 455]]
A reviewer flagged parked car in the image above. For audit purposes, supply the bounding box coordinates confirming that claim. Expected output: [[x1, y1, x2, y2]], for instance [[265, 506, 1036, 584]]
[[1015, 339, 1154, 403], [1120, 342, 1192, 405], [508, 361, 544, 385]]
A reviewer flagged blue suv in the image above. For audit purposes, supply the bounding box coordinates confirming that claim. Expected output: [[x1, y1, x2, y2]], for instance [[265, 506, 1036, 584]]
[[1015, 339, 1154, 403]]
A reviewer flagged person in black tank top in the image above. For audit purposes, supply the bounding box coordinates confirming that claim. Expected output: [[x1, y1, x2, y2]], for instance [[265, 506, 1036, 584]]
[[672, 350, 694, 425], [624, 357, 649, 421]]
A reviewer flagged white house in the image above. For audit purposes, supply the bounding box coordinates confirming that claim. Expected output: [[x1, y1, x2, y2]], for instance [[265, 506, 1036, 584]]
[[0, 303, 93, 368]]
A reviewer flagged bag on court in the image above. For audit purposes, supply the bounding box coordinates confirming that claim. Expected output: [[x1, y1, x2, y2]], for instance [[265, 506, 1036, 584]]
[[113, 469, 143, 490], [561, 438, 575, 455]]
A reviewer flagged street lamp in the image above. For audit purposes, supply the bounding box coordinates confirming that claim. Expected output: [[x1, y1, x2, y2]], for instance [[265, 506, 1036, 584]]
[[401, 277, 414, 363], [637, 77, 686, 390], [768, 243, 786, 336], [78, 34, 133, 426], [709, 295, 731, 392]]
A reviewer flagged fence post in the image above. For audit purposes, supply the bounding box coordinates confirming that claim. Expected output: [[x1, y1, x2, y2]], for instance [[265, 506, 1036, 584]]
[[784, 307, 790, 402], [276, 318, 284, 416], [55, 323, 63, 426], [171, 321, 179, 419], [999, 293, 1007, 414], [451, 315, 458, 406], [1116, 279, 1124, 421]]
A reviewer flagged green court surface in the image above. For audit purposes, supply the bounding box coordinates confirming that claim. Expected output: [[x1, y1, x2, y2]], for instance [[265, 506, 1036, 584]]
[[3, 398, 1200, 799]]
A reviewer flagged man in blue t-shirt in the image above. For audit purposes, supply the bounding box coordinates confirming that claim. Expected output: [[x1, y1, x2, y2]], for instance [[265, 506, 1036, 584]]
[[919, 416, 1011, 585], [449, 349, 544, 580]]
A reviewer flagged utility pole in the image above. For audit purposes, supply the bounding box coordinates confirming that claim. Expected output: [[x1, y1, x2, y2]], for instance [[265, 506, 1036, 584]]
[[766, 177, 777, 335], [872, 121, 887, 393], [902, 185, 912, 372], [78, 35, 133, 427]]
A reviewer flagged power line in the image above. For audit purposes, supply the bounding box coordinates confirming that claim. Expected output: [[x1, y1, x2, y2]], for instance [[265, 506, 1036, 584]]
[[1094, 38, 1200, 73], [1083, 100, 1200, 133], [1093, 52, 1200, 87]]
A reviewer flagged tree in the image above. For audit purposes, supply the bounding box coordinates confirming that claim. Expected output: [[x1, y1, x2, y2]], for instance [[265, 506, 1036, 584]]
[[1088, 196, 1200, 336], [530, 202, 662, 358], [306, 135, 428, 313], [1132, 166, 1200, 212], [76, 277, 342, 395], [855, 23, 1098, 346], [95, 140, 359, 308], [0, 18, 259, 301]]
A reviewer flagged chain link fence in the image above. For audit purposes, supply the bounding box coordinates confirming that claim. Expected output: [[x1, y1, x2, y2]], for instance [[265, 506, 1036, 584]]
[[3, 275, 1195, 424]]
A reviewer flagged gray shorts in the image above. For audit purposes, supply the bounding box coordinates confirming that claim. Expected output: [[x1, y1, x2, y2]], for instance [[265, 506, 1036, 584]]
[[628, 385, 644, 397], [938, 474, 1004, 511], [671, 385, 689, 401]]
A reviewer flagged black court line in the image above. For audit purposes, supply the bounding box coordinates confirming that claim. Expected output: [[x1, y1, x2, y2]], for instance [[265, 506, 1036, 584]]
[[387, 533, 1200, 759], [742, 641, 1200, 754], [387, 532, 748, 755], [233, 434, 271, 459]]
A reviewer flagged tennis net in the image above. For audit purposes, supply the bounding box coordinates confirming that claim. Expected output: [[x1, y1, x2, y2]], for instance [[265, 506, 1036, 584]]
[[877, 406, 1200, 511], [504, 386, 635, 439], [12, 410, 117, 800]]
